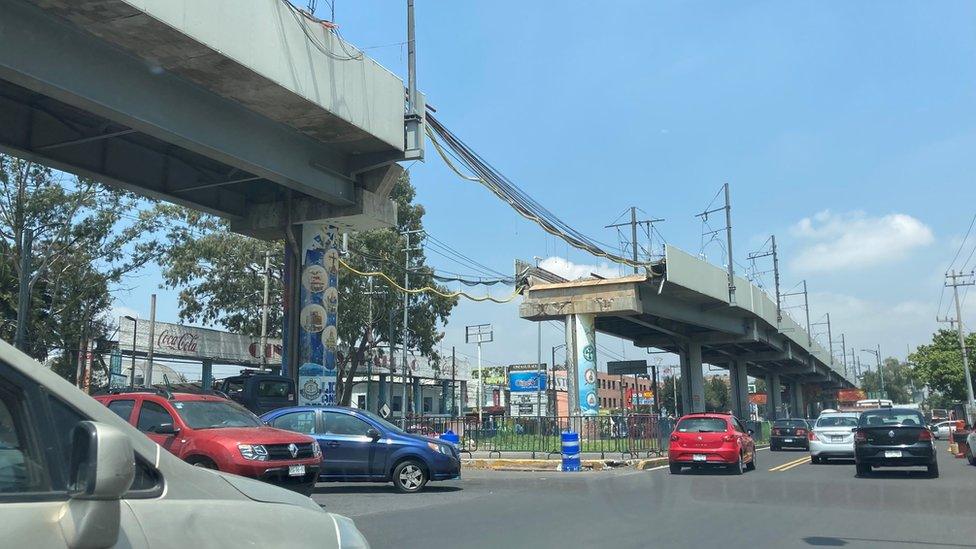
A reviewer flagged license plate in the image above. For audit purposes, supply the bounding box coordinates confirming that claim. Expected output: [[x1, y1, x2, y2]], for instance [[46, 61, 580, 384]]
[[783, 438, 793, 443], [884, 450, 902, 458], [832, 436, 844, 442], [288, 465, 306, 477], [693, 454, 707, 462]]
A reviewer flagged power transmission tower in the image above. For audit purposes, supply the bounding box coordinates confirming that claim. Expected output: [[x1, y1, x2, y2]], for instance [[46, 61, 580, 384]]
[[605, 207, 664, 273], [945, 270, 975, 422], [747, 235, 781, 322]]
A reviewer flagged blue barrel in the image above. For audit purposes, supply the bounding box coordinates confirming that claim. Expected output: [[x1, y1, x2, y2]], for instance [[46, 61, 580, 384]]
[[561, 431, 581, 472], [439, 430, 460, 446]]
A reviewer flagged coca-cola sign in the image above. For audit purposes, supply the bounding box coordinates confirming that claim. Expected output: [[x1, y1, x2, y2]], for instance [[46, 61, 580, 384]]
[[157, 330, 199, 354], [119, 320, 282, 365]]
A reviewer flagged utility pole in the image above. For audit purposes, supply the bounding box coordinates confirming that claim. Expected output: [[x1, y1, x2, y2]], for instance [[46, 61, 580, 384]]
[[401, 229, 423, 419], [747, 235, 781, 322], [14, 228, 32, 352], [451, 346, 457, 418], [145, 294, 157, 387], [403, 0, 422, 157], [861, 347, 884, 398], [695, 184, 735, 303], [946, 270, 976, 422], [467, 324, 493, 426], [259, 251, 271, 370], [782, 280, 812, 346], [605, 208, 665, 272], [826, 313, 833, 365], [840, 333, 848, 378]]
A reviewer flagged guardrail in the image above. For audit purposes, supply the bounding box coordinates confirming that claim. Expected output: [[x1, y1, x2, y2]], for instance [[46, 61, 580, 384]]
[[391, 415, 772, 459]]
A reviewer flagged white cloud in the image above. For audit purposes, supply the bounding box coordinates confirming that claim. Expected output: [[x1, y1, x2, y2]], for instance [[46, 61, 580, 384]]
[[538, 256, 620, 280], [789, 210, 933, 273]]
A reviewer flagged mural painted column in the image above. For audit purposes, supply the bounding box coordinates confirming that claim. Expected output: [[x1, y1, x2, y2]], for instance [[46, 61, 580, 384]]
[[574, 314, 599, 416], [297, 225, 340, 406]]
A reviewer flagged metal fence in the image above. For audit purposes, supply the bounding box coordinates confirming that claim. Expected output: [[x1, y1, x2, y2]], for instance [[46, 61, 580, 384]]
[[392, 414, 772, 459]]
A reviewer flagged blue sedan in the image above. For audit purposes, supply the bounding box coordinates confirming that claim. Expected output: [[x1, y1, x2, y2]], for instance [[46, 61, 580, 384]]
[[260, 406, 461, 493]]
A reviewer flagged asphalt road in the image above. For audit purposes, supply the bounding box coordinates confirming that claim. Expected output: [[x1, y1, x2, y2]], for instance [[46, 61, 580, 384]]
[[314, 443, 976, 549]]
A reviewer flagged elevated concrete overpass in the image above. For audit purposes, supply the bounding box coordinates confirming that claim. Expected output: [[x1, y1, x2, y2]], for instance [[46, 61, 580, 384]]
[[0, 0, 420, 400], [520, 245, 855, 419]]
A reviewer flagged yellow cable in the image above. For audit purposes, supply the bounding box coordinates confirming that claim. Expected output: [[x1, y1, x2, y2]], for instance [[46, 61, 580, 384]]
[[339, 258, 524, 304]]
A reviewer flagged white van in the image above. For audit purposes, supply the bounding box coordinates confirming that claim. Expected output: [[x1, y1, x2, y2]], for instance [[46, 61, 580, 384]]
[[0, 339, 369, 548]]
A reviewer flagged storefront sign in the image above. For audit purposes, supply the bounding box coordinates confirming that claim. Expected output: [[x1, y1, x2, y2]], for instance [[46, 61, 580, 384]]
[[508, 371, 547, 393]]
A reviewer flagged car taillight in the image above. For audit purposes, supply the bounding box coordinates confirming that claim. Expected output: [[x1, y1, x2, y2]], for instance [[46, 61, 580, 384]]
[[669, 433, 680, 442], [796, 428, 806, 436], [772, 428, 780, 435], [722, 434, 736, 443], [918, 429, 933, 441], [808, 431, 817, 441], [854, 430, 866, 442]]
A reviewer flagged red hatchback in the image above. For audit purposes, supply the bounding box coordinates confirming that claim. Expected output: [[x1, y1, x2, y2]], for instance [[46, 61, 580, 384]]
[[95, 389, 321, 495], [668, 412, 757, 474]]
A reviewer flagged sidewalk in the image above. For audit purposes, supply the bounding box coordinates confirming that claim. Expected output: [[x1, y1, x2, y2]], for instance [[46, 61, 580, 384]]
[[461, 451, 669, 472]]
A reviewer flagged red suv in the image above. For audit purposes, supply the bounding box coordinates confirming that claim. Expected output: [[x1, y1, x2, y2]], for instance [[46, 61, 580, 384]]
[[95, 389, 321, 495], [668, 412, 757, 474]]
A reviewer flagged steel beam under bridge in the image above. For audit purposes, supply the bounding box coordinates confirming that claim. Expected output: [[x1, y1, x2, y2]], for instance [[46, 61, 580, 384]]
[[519, 245, 855, 394]]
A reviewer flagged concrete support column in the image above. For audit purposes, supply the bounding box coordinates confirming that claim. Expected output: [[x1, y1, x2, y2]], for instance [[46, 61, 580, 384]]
[[201, 359, 213, 391], [793, 382, 805, 418], [565, 313, 600, 416], [679, 342, 706, 413], [728, 360, 749, 419], [767, 373, 782, 419]]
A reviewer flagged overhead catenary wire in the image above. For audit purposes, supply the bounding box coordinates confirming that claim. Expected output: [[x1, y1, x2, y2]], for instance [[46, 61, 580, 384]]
[[426, 114, 653, 270], [339, 258, 522, 304]]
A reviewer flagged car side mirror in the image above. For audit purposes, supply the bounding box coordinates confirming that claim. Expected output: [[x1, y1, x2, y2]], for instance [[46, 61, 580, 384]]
[[851, 427, 858, 433], [60, 421, 135, 549], [153, 423, 179, 435], [366, 428, 380, 440]]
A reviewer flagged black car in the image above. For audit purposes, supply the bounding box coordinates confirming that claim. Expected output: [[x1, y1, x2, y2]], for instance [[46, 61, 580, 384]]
[[853, 408, 938, 477], [770, 418, 811, 450]]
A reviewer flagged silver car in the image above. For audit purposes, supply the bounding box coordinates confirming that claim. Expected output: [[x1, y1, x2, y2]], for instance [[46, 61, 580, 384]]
[[809, 412, 860, 463], [931, 421, 954, 440], [0, 339, 370, 549]]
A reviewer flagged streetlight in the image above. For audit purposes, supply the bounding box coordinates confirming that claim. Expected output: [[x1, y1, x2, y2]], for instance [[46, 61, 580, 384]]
[[123, 315, 137, 388], [861, 347, 885, 399]]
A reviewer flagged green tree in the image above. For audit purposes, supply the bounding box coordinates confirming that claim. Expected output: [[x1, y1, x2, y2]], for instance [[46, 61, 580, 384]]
[[910, 329, 976, 403], [860, 357, 917, 403], [705, 375, 730, 412], [155, 173, 458, 404], [0, 156, 159, 382], [659, 375, 681, 416]]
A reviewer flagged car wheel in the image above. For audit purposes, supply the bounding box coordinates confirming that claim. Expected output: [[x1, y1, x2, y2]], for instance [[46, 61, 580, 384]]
[[770, 444, 779, 452], [187, 456, 218, 470], [746, 452, 756, 471], [855, 463, 870, 477], [810, 455, 819, 464], [669, 463, 681, 474], [393, 460, 428, 493], [927, 462, 939, 478], [967, 448, 976, 466], [730, 453, 745, 475]]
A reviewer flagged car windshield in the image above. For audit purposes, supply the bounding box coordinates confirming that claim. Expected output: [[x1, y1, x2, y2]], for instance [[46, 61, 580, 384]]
[[173, 400, 263, 429], [816, 416, 858, 428], [774, 419, 807, 428], [859, 409, 926, 427], [675, 418, 727, 433]]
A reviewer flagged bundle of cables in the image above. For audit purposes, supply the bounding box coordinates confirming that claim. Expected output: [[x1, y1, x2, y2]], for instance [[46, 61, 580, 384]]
[[425, 112, 650, 270]]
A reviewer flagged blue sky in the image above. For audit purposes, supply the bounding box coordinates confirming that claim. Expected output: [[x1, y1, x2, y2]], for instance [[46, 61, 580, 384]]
[[115, 1, 976, 377]]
